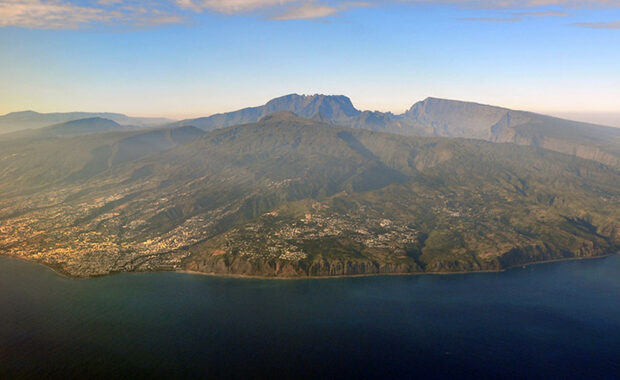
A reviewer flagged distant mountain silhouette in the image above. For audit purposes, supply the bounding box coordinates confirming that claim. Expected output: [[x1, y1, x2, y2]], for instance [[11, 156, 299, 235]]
[[0, 117, 134, 141], [0, 110, 172, 134], [39, 117, 126, 137]]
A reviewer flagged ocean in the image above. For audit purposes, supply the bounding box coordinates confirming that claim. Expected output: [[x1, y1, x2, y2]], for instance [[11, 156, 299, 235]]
[[1, 255, 619, 379]]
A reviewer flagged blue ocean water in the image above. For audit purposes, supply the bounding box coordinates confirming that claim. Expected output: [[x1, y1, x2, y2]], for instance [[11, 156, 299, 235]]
[[1, 255, 619, 379]]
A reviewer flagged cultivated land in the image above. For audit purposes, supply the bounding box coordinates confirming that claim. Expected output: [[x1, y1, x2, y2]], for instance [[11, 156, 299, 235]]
[[0, 98, 618, 278]]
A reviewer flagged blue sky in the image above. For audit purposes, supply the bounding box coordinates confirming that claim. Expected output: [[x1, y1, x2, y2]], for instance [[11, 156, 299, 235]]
[[0, 0, 619, 122]]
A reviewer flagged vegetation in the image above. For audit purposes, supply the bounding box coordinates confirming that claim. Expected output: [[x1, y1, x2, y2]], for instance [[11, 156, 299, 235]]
[[0, 112, 617, 277]]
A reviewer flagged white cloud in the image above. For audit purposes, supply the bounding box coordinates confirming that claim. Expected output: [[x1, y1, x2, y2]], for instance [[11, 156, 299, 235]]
[[271, 3, 337, 19], [271, 1, 371, 20], [97, 0, 122, 5], [460, 10, 570, 22], [401, 0, 620, 8], [176, 0, 297, 13], [0, 0, 108, 29], [0, 0, 618, 29], [0, 0, 183, 29], [176, 0, 372, 19], [517, 11, 570, 16], [575, 20, 620, 28]]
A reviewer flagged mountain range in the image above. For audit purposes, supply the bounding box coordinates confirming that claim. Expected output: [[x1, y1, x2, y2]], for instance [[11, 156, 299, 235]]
[[4, 94, 619, 169], [0, 108, 617, 277], [173, 94, 620, 168]]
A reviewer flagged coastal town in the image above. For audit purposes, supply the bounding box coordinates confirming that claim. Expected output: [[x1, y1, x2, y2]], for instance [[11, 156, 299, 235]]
[[0, 176, 425, 276], [211, 202, 422, 264]]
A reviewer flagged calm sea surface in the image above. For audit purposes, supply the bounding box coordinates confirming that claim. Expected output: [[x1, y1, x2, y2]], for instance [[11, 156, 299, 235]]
[[1, 255, 619, 379]]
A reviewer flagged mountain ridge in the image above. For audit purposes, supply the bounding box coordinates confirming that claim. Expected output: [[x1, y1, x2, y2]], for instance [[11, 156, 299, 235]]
[[172, 94, 620, 167]]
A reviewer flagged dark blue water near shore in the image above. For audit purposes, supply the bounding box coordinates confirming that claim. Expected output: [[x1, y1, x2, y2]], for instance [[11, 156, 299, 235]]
[[1, 256, 619, 379]]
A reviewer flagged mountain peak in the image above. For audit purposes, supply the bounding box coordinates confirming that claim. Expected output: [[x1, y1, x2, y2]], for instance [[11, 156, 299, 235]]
[[42, 117, 124, 137], [3, 110, 40, 117], [268, 93, 352, 102], [413, 97, 507, 110], [50, 117, 120, 126], [174, 93, 362, 131], [264, 93, 361, 120]]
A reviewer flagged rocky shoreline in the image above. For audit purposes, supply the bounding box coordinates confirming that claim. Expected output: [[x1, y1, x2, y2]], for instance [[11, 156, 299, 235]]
[[2, 234, 617, 280], [182, 240, 618, 278], [3, 250, 617, 280]]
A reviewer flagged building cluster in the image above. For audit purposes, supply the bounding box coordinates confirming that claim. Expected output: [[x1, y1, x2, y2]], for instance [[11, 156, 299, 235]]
[[217, 206, 420, 262]]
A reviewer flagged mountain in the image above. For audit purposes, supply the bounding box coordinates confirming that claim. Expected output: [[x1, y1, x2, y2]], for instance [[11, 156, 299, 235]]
[[42, 117, 126, 136], [402, 97, 509, 139], [0, 112, 617, 277], [0, 110, 173, 134], [0, 117, 147, 142], [401, 98, 620, 168], [172, 94, 360, 130], [0, 117, 133, 141], [174, 95, 620, 168]]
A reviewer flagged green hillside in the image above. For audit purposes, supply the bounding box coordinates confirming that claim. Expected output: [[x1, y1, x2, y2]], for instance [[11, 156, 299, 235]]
[[0, 112, 617, 277]]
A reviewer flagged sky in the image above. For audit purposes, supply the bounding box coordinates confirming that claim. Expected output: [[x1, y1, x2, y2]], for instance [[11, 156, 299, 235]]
[[0, 0, 619, 124]]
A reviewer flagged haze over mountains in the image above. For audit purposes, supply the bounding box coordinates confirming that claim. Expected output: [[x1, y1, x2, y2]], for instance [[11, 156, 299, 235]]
[[0, 117, 136, 141], [0, 105, 617, 277], [4, 94, 619, 169], [0, 110, 172, 134], [172, 94, 620, 168]]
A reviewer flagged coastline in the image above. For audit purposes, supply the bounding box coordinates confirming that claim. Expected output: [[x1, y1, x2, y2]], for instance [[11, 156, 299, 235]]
[[1, 252, 617, 281], [176, 253, 618, 280], [0, 255, 74, 279]]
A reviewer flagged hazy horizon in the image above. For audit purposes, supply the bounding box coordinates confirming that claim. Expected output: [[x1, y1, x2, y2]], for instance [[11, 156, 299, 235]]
[[3, 95, 620, 128], [1, 0, 619, 121]]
